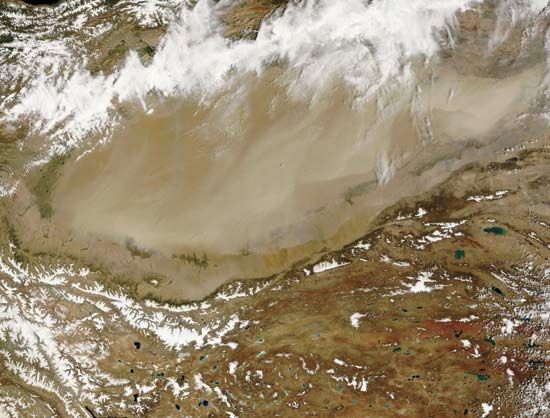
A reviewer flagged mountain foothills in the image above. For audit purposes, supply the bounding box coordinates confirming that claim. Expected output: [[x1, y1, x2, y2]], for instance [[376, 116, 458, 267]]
[[0, 139, 549, 417], [0, 0, 548, 417]]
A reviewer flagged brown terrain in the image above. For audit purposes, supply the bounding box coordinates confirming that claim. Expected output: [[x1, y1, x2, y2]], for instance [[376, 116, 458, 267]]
[[0, 0, 548, 417], [0, 140, 548, 417], [4, 0, 548, 303]]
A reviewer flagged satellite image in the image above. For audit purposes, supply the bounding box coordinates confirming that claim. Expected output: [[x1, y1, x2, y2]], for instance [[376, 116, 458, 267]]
[[0, 0, 548, 417]]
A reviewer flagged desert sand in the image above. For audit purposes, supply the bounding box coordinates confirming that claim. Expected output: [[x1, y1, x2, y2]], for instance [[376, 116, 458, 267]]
[[25, 61, 543, 299]]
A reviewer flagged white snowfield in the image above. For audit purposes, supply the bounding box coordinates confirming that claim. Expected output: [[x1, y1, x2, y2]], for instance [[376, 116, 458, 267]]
[[0, 243, 257, 417]]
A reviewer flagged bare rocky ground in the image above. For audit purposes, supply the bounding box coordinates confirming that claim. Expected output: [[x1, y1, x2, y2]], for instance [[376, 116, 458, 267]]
[[0, 140, 548, 417], [0, 1, 549, 417], [3, 0, 549, 304]]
